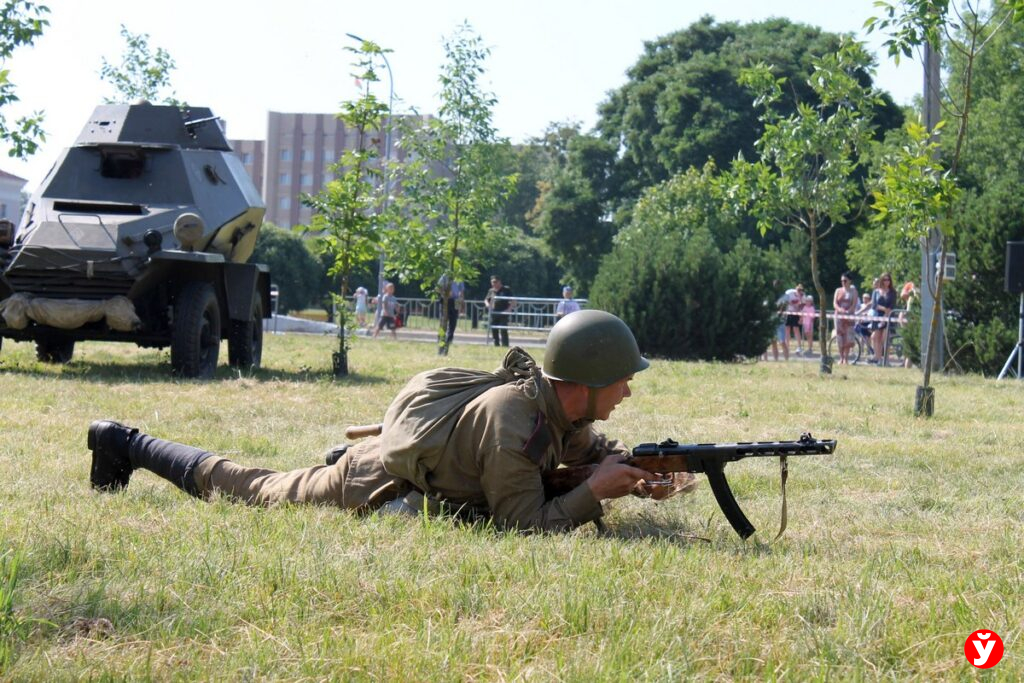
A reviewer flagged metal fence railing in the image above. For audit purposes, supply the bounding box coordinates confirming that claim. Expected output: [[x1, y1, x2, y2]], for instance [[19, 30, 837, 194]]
[[791, 307, 909, 367], [352, 295, 588, 340]]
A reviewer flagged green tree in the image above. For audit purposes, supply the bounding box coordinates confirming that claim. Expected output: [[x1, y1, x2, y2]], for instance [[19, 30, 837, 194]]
[[99, 24, 180, 105], [591, 163, 785, 360], [250, 224, 324, 315], [865, 0, 1024, 411], [0, 1, 48, 158], [390, 22, 516, 355], [731, 40, 884, 373], [540, 17, 903, 291], [845, 121, 922, 284], [300, 39, 392, 376], [487, 139, 563, 296], [598, 17, 851, 195], [533, 132, 623, 291], [939, 10, 1024, 375]]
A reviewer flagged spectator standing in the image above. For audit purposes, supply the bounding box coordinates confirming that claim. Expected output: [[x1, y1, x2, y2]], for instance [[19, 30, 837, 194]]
[[353, 286, 369, 330], [785, 285, 806, 354], [832, 273, 858, 364], [801, 293, 816, 351], [899, 281, 917, 316], [853, 292, 873, 354], [372, 282, 399, 340], [484, 275, 515, 347], [437, 274, 465, 356], [770, 286, 791, 361], [555, 285, 581, 320], [870, 272, 897, 363]]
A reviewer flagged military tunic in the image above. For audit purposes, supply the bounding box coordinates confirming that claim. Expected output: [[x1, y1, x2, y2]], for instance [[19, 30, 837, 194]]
[[191, 367, 625, 532]]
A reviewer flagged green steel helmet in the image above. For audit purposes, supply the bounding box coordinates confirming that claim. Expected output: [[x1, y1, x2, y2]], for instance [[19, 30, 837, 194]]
[[542, 309, 649, 387]]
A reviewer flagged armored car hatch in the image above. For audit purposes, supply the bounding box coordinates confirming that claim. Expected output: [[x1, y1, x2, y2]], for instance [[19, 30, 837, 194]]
[[0, 103, 271, 378]]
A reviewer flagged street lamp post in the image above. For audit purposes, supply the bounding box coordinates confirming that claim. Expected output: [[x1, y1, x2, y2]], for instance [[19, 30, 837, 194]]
[[345, 32, 393, 328]]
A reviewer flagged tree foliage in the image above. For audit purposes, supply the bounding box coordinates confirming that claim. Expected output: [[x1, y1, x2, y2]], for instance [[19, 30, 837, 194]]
[[596, 17, 903, 202], [100, 24, 181, 106], [591, 164, 785, 360], [389, 22, 516, 354], [300, 39, 392, 373], [487, 138, 563, 296], [251, 224, 325, 314], [533, 133, 619, 291], [537, 16, 902, 294], [0, 1, 48, 158], [730, 40, 884, 371], [924, 6, 1024, 374], [865, 0, 1024, 396]]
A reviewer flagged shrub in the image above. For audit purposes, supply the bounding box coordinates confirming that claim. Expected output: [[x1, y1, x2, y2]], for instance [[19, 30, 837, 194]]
[[590, 166, 785, 360], [251, 224, 327, 314]]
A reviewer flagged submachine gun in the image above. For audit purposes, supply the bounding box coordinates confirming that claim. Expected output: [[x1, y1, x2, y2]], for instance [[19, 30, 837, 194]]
[[542, 433, 837, 539]]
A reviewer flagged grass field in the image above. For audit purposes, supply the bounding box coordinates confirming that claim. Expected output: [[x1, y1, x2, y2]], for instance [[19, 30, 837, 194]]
[[0, 332, 1021, 680]]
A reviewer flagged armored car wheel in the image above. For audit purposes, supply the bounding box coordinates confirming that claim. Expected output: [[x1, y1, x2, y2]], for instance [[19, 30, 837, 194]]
[[171, 281, 221, 378], [228, 294, 263, 370], [36, 337, 75, 364]]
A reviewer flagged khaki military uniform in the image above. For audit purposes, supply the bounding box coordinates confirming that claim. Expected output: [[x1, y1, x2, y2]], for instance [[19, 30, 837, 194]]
[[192, 364, 625, 532]]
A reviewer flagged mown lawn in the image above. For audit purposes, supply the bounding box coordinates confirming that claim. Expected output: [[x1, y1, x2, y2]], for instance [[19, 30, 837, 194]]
[[0, 332, 1021, 680]]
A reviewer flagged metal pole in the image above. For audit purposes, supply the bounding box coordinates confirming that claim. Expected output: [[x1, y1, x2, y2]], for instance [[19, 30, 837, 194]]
[[346, 33, 393, 328], [996, 293, 1023, 380], [921, 42, 944, 371]]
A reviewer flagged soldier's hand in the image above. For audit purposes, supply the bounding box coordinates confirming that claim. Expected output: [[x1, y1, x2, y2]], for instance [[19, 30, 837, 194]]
[[631, 472, 699, 500], [585, 455, 650, 500]]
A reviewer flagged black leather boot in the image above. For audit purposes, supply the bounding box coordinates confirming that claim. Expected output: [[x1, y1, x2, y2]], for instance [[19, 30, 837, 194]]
[[128, 433, 213, 497], [89, 421, 212, 497], [88, 420, 138, 491]]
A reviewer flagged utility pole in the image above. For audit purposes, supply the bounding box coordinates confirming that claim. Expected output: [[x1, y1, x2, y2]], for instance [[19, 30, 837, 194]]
[[920, 42, 944, 371]]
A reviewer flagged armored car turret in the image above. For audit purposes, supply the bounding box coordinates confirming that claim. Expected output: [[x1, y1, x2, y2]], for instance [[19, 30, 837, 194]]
[[0, 103, 270, 377]]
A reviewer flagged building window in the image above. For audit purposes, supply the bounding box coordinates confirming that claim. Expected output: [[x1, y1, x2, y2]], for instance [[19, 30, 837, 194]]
[[300, 173, 312, 187], [279, 173, 290, 184], [301, 149, 314, 161], [280, 149, 291, 162], [241, 152, 252, 164], [323, 147, 334, 162], [279, 196, 290, 210]]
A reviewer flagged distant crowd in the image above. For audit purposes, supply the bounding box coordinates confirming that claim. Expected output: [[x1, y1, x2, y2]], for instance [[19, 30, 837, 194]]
[[767, 271, 916, 367], [346, 276, 585, 350]]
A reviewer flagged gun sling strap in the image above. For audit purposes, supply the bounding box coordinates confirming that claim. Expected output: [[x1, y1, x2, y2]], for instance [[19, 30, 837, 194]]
[[774, 455, 788, 541]]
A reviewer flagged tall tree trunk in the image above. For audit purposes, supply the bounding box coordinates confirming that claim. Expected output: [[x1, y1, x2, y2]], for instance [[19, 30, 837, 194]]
[[916, 240, 946, 416], [334, 274, 350, 377], [438, 232, 460, 356], [808, 219, 832, 374]]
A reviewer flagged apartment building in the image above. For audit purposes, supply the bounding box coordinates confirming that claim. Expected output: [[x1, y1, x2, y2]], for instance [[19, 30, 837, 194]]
[[230, 110, 412, 228]]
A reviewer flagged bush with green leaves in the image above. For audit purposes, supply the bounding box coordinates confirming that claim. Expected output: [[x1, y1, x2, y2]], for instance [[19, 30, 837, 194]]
[[250, 224, 326, 314], [940, 179, 1024, 375], [590, 165, 785, 360]]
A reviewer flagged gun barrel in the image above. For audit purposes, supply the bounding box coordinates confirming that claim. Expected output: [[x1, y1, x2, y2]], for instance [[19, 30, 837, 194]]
[[631, 437, 836, 466]]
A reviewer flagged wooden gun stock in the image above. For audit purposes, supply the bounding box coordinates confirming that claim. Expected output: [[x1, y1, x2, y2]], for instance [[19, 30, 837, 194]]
[[345, 423, 383, 440]]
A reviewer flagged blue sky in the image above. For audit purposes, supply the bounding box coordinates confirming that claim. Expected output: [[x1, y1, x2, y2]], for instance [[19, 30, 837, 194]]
[[4, 0, 921, 190]]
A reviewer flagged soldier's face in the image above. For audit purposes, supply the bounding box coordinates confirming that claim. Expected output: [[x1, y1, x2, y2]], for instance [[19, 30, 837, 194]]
[[590, 375, 633, 420]]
